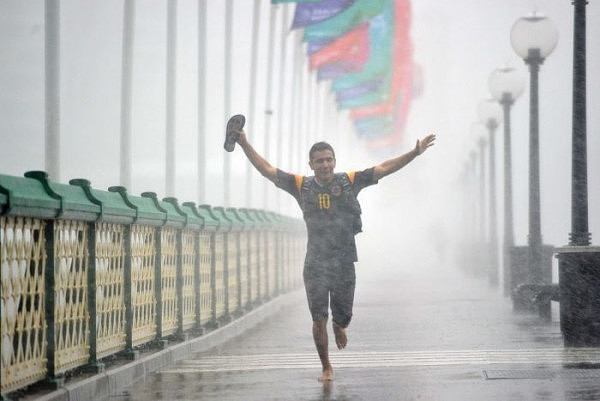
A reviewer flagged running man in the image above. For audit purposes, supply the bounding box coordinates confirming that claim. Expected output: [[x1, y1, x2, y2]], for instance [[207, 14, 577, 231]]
[[233, 128, 436, 381]]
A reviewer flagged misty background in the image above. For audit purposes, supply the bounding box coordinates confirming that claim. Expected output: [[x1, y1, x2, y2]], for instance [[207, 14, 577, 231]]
[[1, 0, 599, 284]]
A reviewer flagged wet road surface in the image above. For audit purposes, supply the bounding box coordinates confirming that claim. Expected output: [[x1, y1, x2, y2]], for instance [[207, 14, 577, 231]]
[[110, 263, 600, 401]]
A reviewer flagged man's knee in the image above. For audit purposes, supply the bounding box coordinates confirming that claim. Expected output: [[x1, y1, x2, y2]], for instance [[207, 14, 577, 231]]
[[313, 314, 328, 327], [332, 314, 352, 329]]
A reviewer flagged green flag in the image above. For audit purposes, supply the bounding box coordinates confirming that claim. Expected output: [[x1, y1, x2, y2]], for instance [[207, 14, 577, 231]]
[[303, 0, 385, 42], [339, 90, 390, 109], [333, 1, 394, 91]]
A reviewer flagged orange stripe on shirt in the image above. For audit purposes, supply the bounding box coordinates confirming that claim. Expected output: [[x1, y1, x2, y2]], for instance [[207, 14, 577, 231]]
[[295, 175, 304, 194], [347, 171, 356, 185]]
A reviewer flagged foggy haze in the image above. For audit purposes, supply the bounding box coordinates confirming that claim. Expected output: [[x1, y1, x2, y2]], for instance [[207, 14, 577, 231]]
[[1, 0, 599, 282]]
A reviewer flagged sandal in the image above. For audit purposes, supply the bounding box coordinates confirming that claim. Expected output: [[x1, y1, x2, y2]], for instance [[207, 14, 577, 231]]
[[224, 114, 245, 152]]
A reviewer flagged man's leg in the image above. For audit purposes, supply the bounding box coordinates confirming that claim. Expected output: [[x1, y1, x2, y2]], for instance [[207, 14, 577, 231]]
[[313, 315, 333, 381], [332, 321, 348, 350], [331, 262, 355, 350], [304, 264, 334, 381]]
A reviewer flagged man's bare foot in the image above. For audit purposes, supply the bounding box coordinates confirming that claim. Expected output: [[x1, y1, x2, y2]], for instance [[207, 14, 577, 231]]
[[333, 323, 347, 350], [318, 365, 333, 382]]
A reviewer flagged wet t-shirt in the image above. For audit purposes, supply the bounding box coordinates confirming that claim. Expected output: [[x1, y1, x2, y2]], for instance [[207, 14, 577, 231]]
[[275, 168, 377, 264]]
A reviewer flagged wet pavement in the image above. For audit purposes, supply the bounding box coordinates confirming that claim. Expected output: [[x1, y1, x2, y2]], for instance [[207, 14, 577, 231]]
[[110, 262, 600, 401]]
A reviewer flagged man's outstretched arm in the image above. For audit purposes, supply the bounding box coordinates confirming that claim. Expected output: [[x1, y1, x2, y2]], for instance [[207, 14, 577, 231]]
[[235, 130, 278, 183], [372, 134, 436, 181]]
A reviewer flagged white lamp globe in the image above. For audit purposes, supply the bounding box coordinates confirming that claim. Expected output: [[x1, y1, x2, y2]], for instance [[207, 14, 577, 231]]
[[489, 67, 525, 102], [510, 14, 559, 61]]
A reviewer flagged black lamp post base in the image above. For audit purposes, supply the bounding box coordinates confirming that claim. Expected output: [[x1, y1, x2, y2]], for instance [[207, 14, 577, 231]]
[[556, 247, 600, 347], [569, 231, 591, 247], [509, 244, 554, 314]]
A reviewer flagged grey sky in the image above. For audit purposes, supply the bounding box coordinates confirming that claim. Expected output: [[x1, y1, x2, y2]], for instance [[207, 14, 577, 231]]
[[0, 0, 599, 261]]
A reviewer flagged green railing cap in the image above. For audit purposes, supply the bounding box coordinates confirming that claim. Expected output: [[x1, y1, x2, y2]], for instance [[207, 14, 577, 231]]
[[212, 206, 233, 232], [197, 204, 220, 232], [237, 208, 257, 229], [247, 208, 268, 230], [224, 207, 245, 231], [108, 186, 166, 226], [138, 192, 182, 228], [257, 209, 275, 231], [69, 179, 136, 224], [227, 207, 249, 231], [25, 171, 100, 221], [0, 172, 60, 218], [161, 197, 187, 228], [181, 201, 204, 230]]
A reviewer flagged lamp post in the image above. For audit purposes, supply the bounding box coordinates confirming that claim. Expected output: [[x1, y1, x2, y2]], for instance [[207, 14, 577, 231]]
[[569, 0, 591, 246], [478, 100, 503, 287], [471, 123, 488, 276], [489, 67, 525, 295], [510, 13, 558, 283], [555, 0, 600, 347], [465, 150, 478, 275], [468, 150, 478, 247]]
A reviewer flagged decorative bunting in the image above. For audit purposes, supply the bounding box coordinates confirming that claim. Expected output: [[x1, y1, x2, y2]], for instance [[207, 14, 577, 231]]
[[292, 0, 356, 29], [271, 0, 320, 3], [335, 79, 383, 102], [272, 0, 415, 148], [310, 23, 369, 69], [303, 0, 385, 42]]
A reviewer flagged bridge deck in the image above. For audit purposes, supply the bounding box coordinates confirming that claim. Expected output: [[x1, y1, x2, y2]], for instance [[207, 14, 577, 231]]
[[111, 264, 600, 401]]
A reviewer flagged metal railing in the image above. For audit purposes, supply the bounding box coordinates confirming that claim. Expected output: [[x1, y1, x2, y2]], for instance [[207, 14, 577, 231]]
[[0, 171, 305, 396]]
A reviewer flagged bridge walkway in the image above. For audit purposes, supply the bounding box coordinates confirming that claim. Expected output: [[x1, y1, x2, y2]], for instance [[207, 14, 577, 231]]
[[112, 263, 600, 401]]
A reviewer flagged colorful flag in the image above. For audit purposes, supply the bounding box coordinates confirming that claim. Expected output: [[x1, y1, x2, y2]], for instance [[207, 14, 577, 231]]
[[332, 2, 394, 91], [310, 23, 368, 69], [339, 90, 389, 109], [354, 115, 393, 129], [272, 0, 320, 3], [307, 38, 334, 55], [335, 79, 382, 102], [354, 116, 392, 134], [350, 102, 393, 119], [316, 58, 366, 80], [292, 0, 356, 29], [303, 0, 385, 42]]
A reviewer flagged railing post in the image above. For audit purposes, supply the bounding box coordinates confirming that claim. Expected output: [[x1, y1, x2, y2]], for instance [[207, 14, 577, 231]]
[[223, 230, 230, 318], [154, 226, 163, 340], [274, 231, 279, 297], [246, 230, 252, 310], [193, 231, 202, 333], [175, 228, 184, 338], [210, 232, 218, 327], [256, 230, 262, 303], [264, 230, 270, 301], [235, 230, 242, 314], [86, 222, 104, 372], [44, 220, 63, 387], [122, 225, 138, 358]]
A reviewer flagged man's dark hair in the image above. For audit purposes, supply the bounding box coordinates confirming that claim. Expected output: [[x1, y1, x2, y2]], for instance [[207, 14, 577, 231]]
[[309, 142, 336, 161]]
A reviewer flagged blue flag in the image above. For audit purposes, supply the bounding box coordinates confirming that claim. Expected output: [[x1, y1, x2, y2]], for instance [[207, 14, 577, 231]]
[[292, 0, 356, 29]]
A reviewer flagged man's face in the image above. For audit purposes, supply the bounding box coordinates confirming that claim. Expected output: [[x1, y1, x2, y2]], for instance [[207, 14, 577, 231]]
[[309, 149, 336, 184]]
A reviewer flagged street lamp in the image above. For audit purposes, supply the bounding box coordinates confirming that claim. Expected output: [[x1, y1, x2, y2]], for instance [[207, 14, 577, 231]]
[[489, 67, 525, 295], [510, 13, 558, 282], [555, 0, 600, 347], [468, 150, 478, 247], [471, 122, 488, 277], [478, 100, 503, 287], [569, 0, 591, 246]]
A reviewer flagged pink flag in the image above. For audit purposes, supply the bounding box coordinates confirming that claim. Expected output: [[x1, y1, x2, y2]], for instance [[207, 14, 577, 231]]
[[309, 22, 369, 70]]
